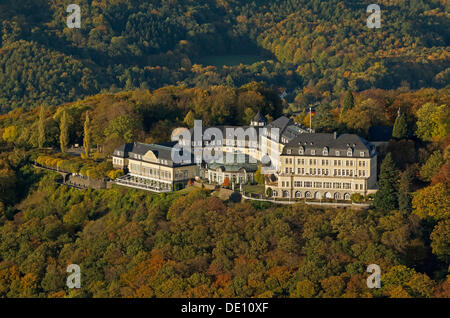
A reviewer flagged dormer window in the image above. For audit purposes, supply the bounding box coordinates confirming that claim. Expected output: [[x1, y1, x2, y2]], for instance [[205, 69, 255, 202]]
[[287, 149, 291, 154], [360, 151, 365, 157], [311, 150, 316, 155], [323, 147, 328, 156], [335, 151, 340, 156], [347, 148, 353, 157], [298, 147, 304, 155]]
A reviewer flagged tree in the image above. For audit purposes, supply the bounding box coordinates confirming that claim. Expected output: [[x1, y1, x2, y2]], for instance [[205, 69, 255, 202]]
[[2, 126, 17, 143], [430, 220, 450, 263], [341, 90, 354, 118], [398, 167, 415, 213], [419, 151, 444, 182], [392, 112, 408, 139], [104, 115, 138, 143], [59, 110, 69, 153], [431, 164, 449, 187], [290, 280, 316, 298], [412, 183, 450, 221], [184, 110, 195, 128], [415, 103, 449, 141], [223, 177, 231, 188], [254, 166, 264, 185], [83, 111, 91, 158], [374, 153, 399, 211], [38, 105, 46, 148]]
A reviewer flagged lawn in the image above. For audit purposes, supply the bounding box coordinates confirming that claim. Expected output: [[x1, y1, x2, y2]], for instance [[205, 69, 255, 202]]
[[243, 184, 265, 195]]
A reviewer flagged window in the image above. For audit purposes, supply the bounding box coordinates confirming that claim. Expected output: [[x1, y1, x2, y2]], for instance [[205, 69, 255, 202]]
[[360, 151, 365, 157], [311, 150, 316, 155], [287, 149, 291, 154], [323, 147, 328, 156], [299, 147, 304, 155], [347, 148, 352, 156], [335, 151, 340, 156]]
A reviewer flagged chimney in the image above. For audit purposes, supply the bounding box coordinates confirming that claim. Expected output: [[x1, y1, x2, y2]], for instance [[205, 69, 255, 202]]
[[333, 131, 337, 139]]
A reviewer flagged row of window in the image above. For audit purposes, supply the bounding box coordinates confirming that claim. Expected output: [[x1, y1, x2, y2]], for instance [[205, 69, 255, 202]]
[[284, 167, 368, 177], [281, 180, 365, 190], [286, 148, 365, 157], [284, 158, 367, 167], [113, 158, 123, 165], [130, 164, 172, 180], [273, 190, 352, 200], [174, 170, 189, 180]]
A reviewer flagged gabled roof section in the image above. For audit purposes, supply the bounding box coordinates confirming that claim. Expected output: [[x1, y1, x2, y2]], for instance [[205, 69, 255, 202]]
[[282, 133, 375, 158], [113, 141, 194, 167]]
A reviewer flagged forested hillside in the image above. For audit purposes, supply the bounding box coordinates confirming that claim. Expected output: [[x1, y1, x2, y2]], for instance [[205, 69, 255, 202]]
[[0, 0, 448, 112]]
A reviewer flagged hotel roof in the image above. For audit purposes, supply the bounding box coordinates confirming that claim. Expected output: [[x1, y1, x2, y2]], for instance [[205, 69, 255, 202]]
[[281, 133, 375, 158]]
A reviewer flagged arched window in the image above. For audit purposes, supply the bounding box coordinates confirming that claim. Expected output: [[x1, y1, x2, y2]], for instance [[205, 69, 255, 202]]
[[298, 147, 304, 155], [305, 191, 312, 198], [323, 147, 328, 156], [314, 192, 321, 199], [344, 193, 351, 200], [295, 191, 302, 198], [334, 192, 341, 200], [282, 190, 289, 198]]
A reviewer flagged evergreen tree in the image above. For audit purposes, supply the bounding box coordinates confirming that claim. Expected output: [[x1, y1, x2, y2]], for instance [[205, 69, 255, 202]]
[[59, 110, 69, 153], [341, 90, 354, 118], [38, 105, 45, 148], [398, 167, 414, 213], [392, 112, 408, 139], [374, 153, 399, 211], [83, 111, 91, 158]]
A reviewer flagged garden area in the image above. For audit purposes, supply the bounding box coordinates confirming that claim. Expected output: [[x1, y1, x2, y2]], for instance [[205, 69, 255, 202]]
[[35, 153, 124, 180]]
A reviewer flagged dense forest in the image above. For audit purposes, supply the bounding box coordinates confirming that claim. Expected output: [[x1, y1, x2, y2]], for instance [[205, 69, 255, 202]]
[[0, 0, 449, 112], [0, 0, 449, 298]]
